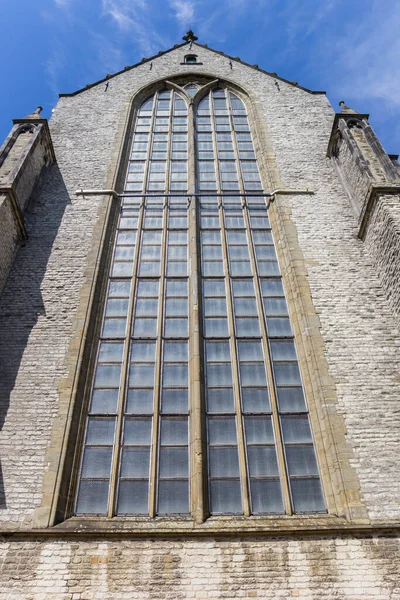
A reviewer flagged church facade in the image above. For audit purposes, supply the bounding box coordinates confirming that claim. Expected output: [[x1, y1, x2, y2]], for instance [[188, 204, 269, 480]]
[[0, 33, 400, 598]]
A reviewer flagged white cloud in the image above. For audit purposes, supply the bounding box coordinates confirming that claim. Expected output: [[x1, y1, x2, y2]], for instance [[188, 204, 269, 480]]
[[169, 0, 195, 26], [101, 0, 168, 55]]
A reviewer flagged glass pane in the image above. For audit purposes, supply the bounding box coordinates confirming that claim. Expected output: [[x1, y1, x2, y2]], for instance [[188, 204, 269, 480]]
[[98, 342, 124, 363], [94, 364, 122, 388], [238, 341, 264, 361], [281, 416, 312, 443], [236, 318, 260, 337], [158, 480, 189, 514], [165, 318, 188, 337], [267, 318, 292, 337], [81, 447, 113, 478], [264, 298, 288, 316], [209, 447, 240, 477], [117, 480, 149, 515], [86, 418, 116, 445], [241, 389, 270, 413], [207, 388, 235, 413], [290, 478, 325, 513], [250, 480, 284, 514], [270, 340, 297, 361], [203, 279, 226, 297], [106, 299, 129, 317], [166, 280, 188, 296], [204, 318, 229, 337], [240, 364, 267, 386], [207, 364, 232, 386], [76, 481, 109, 515], [135, 299, 158, 316], [244, 417, 274, 444], [208, 417, 237, 444], [133, 318, 157, 338], [124, 418, 152, 445], [206, 341, 231, 362], [274, 363, 302, 386], [163, 365, 188, 387], [131, 342, 156, 362], [126, 389, 154, 414], [247, 446, 279, 477], [129, 365, 155, 387], [161, 389, 188, 413], [159, 447, 188, 477], [277, 387, 306, 412], [164, 342, 188, 362], [91, 390, 119, 414], [160, 418, 188, 445], [210, 480, 242, 514], [286, 446, 319, 476], [120, 448, 150, 478]]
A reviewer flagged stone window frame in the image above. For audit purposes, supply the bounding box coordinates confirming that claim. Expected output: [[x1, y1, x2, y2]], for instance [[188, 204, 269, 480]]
[[38, 75, 367, 532]]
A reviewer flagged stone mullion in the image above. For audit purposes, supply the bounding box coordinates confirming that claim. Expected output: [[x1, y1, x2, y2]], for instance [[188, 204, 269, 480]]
[[148, 92, 173, 517], [210, 91, 250, 516], [107, 94, 157, 516], [188, 97, 205, 523]]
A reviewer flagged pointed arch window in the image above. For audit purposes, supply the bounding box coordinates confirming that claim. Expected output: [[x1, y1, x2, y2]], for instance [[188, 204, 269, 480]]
[[74, 82, 326, 519]]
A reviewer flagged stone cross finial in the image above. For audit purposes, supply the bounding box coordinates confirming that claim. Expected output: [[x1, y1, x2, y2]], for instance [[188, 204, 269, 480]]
[[182, 29, 198, 42], [339, 100, 358, 114]]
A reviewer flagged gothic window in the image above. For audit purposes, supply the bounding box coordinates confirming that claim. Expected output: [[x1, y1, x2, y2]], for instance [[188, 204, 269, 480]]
[[74, 82, 325, 518]]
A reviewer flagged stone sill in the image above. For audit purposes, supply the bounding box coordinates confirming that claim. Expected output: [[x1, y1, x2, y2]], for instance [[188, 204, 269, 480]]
[[3, 516, 400, 538]]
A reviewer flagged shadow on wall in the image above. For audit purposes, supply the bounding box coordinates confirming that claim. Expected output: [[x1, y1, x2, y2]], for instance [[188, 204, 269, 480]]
[[0, 164, 71, 510]]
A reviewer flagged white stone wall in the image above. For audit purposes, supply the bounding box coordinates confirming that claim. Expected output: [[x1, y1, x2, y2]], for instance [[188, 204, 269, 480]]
[[0, 536, 399, 599]]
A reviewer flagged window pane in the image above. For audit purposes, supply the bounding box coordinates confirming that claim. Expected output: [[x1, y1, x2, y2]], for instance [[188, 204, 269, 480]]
[[209, 447, 240, 477], [290, 479, 325, 513], [120, 448, 150, 478], [81, 448, 113, 478], [86, 418, 116, 445], [158, 480, 189, 514], [241, 389, 270, 413], [117, 481, 149, 515], [247, 446, 279, 477], [208, 417, 237, 444], [210, 480, 242, 514], [124, 418, 152, 445], [250, 480, 284, 514], [160, 418, 188, 445], [76, 481, 109, 515], [159, 447, 188, 477], [286, 446, 319, 476], [244, 417, 274, 444], [207, 388, 235, 413]]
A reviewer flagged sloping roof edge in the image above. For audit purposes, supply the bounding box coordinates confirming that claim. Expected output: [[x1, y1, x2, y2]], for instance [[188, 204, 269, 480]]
[[59, 41, 326, 98]]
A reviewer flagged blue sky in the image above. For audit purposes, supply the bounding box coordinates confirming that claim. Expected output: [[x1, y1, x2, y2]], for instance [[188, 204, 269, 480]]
[[1, 0, 400, 154]]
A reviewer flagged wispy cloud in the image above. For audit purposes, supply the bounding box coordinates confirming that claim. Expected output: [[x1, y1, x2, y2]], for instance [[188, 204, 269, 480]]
[[169, 0, 195, 26], [101, 0, 168, 55]]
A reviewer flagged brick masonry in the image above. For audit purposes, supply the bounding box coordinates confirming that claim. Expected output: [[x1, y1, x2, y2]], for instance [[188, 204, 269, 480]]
[[0, 43, 400, 597]]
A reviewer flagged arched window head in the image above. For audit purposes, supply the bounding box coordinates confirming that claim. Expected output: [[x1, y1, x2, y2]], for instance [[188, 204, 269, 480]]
[[184, 83, 199, 97], [184, 54, 198, 64], [73, 81, 326, 520]]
